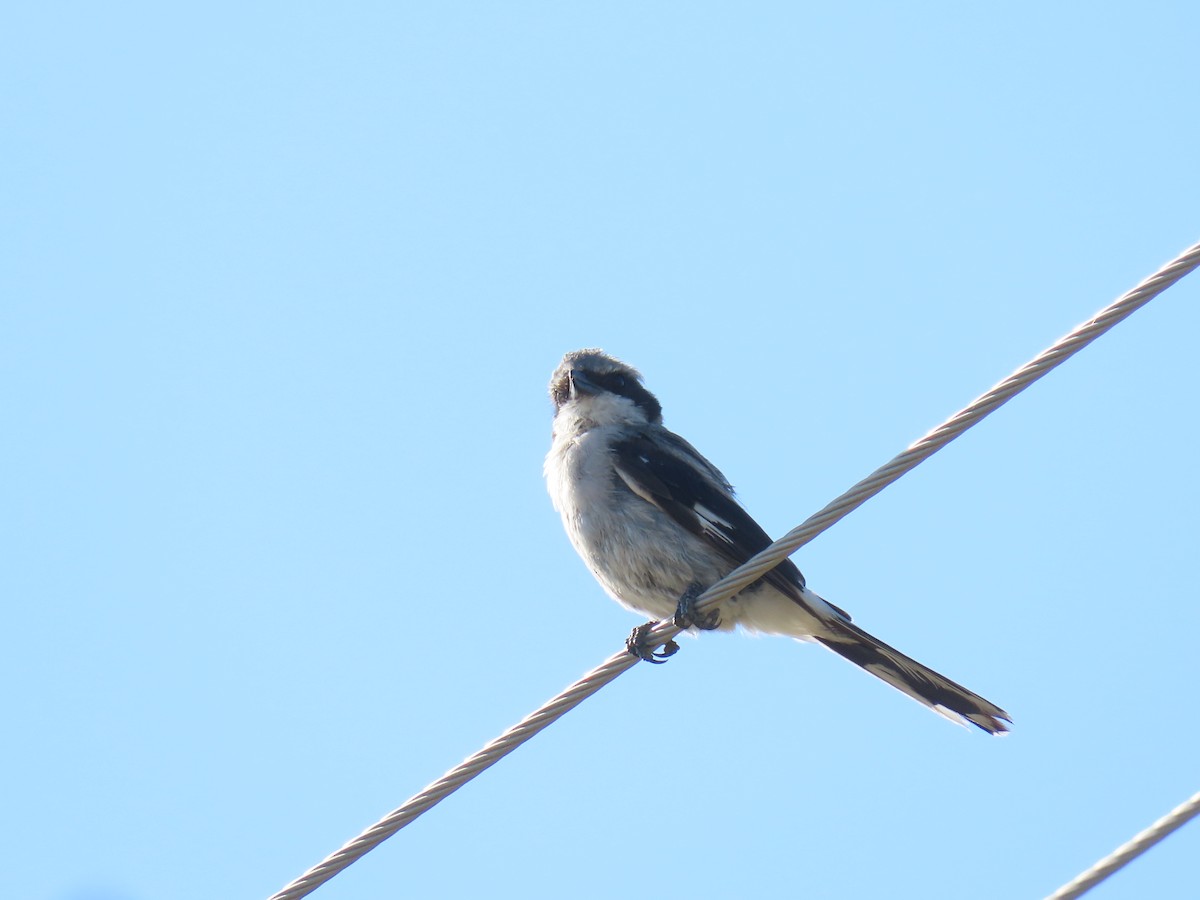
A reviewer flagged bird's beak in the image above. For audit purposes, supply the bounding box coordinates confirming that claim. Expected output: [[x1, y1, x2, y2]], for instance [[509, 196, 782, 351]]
[[568, 369, 600, 399]]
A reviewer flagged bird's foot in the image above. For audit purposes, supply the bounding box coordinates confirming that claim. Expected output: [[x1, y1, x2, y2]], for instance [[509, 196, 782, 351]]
[[626, 622, 680, 664], [673, 583, 720, 631]]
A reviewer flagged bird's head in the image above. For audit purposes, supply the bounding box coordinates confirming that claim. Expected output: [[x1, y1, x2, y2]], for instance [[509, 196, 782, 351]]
[[549, 349, 663, 427]]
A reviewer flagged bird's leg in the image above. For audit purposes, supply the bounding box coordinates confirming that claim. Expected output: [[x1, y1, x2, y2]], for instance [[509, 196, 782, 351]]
[[625, 622, 680, 664], [673, 582, 721, 631]]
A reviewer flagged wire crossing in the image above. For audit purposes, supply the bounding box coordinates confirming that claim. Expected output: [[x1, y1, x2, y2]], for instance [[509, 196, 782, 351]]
[[268, 240, 1200, 900]]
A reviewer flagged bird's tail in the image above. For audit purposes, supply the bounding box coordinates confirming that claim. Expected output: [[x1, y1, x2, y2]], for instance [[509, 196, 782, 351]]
[[814, 621, 1010, 735]]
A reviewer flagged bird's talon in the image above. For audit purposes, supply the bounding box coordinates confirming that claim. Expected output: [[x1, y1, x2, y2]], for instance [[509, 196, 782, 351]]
[[626, 623, 677, 664], [656, 639, 680, 659], [674, 583, 721, 631]]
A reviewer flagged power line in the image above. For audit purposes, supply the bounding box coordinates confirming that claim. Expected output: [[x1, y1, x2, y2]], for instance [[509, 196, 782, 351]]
[[268, 240, 1200, 900], [1045, 790, 1200, 899]]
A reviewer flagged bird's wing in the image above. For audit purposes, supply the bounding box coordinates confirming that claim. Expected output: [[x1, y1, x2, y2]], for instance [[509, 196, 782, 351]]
[[611, 431, 827, 610]]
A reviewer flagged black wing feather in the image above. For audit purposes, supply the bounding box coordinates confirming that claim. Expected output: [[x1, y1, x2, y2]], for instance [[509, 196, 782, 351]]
[[611, 432, 812, 602]]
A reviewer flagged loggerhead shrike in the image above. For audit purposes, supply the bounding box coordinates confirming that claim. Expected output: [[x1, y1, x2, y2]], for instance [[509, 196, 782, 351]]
[[544, 349, 1010, 734]]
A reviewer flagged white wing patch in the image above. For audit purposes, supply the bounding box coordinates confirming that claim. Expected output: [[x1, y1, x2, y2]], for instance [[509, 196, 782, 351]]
[[613, 463, 658, 506], [694, 503, 733, 529]]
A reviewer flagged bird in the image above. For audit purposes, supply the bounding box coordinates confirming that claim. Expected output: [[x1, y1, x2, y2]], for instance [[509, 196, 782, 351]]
[[543, 348, 1010, 735]]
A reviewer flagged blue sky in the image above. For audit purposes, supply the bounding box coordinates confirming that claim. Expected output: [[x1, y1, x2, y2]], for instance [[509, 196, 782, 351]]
[[5, 5, 1200, 899]]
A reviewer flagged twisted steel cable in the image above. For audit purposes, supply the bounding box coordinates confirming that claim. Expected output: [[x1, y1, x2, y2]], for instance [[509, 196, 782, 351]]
[[269, 240, 1200, 900]]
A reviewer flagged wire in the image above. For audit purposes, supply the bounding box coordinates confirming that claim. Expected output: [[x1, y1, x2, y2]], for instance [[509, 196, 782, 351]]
[[268, 651, 640, 900], [268, 240, 1200, 900], [668, 238, 1200, 636], [1044, 790, 1200, 899]]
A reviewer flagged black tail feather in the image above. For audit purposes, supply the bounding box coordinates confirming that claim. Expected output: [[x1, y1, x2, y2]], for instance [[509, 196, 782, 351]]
[[815, 622, 1010, 735]]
